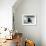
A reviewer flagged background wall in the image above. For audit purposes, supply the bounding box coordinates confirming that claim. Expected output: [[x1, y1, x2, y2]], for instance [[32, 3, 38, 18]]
[[13, 0, 46, 46], [40, 0, 46, 46], [0, 0, 16, 30]]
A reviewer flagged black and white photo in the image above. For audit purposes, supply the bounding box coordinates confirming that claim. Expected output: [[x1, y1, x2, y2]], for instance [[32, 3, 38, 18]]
[[22, 15, 36, 25]]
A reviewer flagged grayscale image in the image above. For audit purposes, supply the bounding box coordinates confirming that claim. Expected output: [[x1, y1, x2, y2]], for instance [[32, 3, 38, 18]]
[[23, 15, 36, 25]]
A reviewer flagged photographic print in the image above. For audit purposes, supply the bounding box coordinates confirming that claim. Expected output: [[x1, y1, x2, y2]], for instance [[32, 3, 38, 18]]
[[22, 15, 36, 25]]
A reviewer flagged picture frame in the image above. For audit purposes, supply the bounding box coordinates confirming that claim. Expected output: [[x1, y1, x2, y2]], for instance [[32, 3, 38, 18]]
[[22, 14, 36, 25]]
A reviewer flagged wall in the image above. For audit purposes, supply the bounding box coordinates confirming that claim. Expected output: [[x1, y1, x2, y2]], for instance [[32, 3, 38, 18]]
[[40, 0, 46, 46], [13, 0, 41, 46], [0, 0, 16, 30], [13, 0, 46, 46]]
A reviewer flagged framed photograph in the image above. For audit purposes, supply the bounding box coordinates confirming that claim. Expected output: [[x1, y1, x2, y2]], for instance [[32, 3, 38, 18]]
[[22, 14, 36, 25]]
